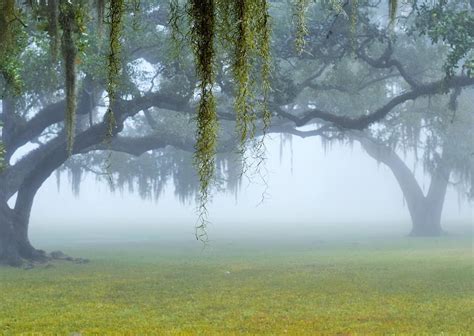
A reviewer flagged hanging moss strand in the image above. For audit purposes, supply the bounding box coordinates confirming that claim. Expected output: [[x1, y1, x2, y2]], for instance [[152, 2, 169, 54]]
[[96, 0, 105, 34], [59, 1, 78, 155], [106, 0, 125, 138], [101, 0, 125, 189], [189, 0, 218, 241], [169, 0, 186, 62], [233, 0, 254, 147], [257, 0, 272, 134], [47, 0, 59, 62], [389, 0, 398, 26], [293, 0, 310, 55], [350, 0, 358, 52]]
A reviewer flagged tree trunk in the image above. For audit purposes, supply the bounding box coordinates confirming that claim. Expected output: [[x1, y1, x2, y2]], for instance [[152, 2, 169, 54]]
[[0, 154, 52, 266], [356, 134, 450, 237], [0, 201, 46, 266], [409, 201, 444, 236], [0, 106, 110, 266], [409, 168, 449, 236]]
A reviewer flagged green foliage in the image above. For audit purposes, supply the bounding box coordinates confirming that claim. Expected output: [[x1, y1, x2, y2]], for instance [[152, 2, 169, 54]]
[[414, 1, 474, 77], [0, 0, 27, 96], [0, 238, 472, 334]]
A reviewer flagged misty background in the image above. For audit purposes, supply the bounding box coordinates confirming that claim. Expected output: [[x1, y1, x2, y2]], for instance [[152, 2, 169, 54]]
[[27, 135, 473, 245]]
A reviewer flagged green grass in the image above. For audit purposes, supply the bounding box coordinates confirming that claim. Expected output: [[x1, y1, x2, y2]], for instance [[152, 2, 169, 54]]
[[0, 236, 473, 335]]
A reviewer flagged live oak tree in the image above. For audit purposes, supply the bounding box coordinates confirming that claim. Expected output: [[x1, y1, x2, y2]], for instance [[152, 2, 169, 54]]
[[0, 0, 472, 265], [352, 91, 473, 236], [265, 0, 473, 236], [352, 3, 473, 236]]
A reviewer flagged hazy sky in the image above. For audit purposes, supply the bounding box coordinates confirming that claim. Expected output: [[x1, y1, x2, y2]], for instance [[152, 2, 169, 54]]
[[27, 134, 473, 243]]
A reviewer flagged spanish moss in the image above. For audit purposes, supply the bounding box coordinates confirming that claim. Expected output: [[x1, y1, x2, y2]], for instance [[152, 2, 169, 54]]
[[350, 0, 358, 51], [47, 0, 59, 62], [59, 0, 79, 155], [96, 0, 106, 35], [0, 131, 5, 171], [106, 0, 125, 136], [168, 0, 276, 238], [233, 0, 255, 147], [293, 0, 310, 55], [189, 0, 218, 241], [168, 0, 188, 61], [130, 0, 141, 30], [257, 0, 272, 137], [389, 0, 398, 26], [103, 0, 125, 190]]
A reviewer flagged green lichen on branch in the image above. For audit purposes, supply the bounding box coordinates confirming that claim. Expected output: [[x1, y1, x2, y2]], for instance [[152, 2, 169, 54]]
[[188, 0, 218, 241]]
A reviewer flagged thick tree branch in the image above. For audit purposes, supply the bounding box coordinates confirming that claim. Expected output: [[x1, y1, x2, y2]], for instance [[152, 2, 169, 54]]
[[357, 42, 419, 88], [276, 75, 474, 129]]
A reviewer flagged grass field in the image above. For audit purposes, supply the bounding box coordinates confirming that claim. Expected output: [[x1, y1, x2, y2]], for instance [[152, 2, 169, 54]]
[[0, 235, 473, 335]]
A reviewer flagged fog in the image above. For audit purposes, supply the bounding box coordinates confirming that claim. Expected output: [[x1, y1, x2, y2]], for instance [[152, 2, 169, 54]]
[[29, 135, 472, 246], [2, 1, 474, 334]]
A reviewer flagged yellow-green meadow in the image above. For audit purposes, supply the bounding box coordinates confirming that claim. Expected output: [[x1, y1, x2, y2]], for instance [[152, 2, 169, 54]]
[[0, 236, 472, 335]]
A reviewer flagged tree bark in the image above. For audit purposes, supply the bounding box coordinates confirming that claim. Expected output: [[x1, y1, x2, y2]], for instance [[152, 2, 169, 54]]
[[356, 134, 450, 237]]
